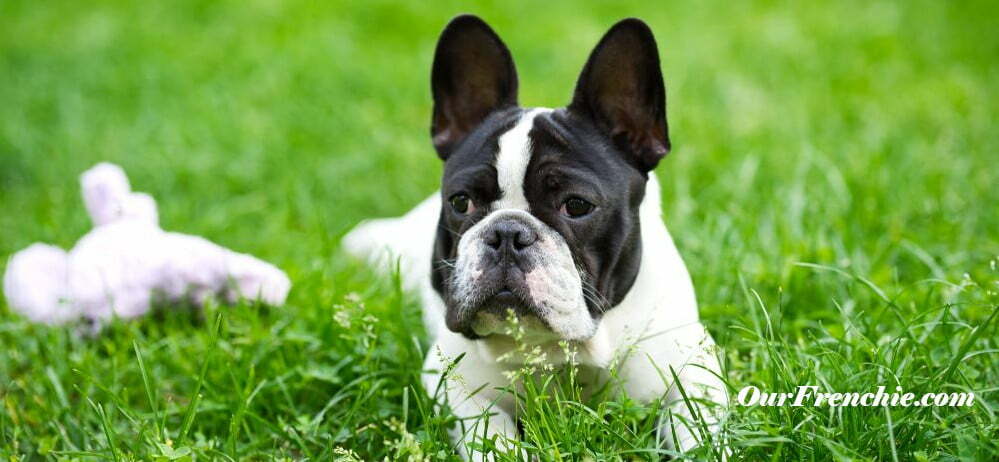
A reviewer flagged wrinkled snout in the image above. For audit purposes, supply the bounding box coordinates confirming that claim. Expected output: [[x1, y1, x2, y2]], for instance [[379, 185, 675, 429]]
[[446, 213, 543, 336], [445, 209, 595, 340]]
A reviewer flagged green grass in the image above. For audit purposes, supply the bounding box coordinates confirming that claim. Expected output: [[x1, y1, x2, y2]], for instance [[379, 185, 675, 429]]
[[1, 0, 997, 460]]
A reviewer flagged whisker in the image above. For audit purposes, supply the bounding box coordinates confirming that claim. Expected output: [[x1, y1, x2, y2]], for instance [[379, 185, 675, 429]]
[[437, 223, 463, 240], [433, 258, 457, 271], [578, 271, 611, 313]]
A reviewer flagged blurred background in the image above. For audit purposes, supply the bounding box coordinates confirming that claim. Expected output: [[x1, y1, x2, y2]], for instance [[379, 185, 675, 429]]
[[1, 0, 996, 459]]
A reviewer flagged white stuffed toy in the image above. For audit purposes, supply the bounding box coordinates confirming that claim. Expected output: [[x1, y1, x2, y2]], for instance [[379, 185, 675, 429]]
[[3, 163, 291, 330]]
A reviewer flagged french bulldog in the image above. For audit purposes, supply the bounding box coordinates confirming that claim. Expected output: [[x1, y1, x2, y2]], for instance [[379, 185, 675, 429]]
[[344, 15, 726, 460]]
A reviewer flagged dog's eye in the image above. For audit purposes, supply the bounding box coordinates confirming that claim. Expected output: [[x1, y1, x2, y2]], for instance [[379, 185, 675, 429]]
[[449, 194, 474, 215], [561, 197, 594, 218]]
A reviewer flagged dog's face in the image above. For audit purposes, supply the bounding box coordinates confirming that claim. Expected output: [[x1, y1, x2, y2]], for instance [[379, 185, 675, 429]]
[[429, 16, 671, 341]]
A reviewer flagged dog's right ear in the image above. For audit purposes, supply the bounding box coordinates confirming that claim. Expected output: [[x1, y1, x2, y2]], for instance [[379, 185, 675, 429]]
[[431, 15, 518, 159], [569, 18, 669, 172]]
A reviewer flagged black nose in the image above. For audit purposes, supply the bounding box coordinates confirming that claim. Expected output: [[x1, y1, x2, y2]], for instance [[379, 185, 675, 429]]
[[485, 220, 538, 253]]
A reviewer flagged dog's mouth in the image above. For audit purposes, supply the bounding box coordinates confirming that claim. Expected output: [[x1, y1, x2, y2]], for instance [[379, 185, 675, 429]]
[[446, 280, 550, 338], [470, 292, 550, 339], [480, 286, 529, 315]]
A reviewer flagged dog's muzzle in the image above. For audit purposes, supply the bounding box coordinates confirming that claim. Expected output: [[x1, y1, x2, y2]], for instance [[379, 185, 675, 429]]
[[446, 214, 543, 336], [445, 210, 595, 341]]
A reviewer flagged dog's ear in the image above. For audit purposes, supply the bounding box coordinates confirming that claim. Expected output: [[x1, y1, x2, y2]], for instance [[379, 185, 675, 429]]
[[431, 15, 518, 159], [569, 18, 669, 172]]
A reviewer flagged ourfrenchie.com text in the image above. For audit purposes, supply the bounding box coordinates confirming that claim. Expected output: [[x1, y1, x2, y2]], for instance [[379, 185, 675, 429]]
[[737, 385, 974, 407]]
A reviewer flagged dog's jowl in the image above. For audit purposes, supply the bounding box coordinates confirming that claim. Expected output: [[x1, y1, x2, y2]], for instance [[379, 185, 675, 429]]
[[344, 14, 726, 459]]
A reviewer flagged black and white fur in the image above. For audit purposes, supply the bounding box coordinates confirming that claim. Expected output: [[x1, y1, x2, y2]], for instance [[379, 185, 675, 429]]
[[344, 15, 726, 459]]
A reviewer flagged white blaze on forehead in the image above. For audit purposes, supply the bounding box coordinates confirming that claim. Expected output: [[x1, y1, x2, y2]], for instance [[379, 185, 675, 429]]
[[493, 108, 553, 211]]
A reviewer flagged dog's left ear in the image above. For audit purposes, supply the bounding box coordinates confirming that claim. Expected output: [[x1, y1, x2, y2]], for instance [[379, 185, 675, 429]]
[[431, 15, 518, 160], [569, 18, 669, 172]]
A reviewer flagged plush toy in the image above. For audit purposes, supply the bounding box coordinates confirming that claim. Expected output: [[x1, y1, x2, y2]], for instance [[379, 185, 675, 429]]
[[2, 163, 291, 330]]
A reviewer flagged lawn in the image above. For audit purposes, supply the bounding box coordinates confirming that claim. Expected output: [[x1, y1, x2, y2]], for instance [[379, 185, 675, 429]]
[[1, 0, 997, 460]]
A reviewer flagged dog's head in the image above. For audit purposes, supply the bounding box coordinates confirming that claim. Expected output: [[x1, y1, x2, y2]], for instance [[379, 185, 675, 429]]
[[429, 15, 670, 341]]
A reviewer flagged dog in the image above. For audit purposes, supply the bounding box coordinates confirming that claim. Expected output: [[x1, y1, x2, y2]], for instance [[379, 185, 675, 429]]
[[344, 15, 726, 459]]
